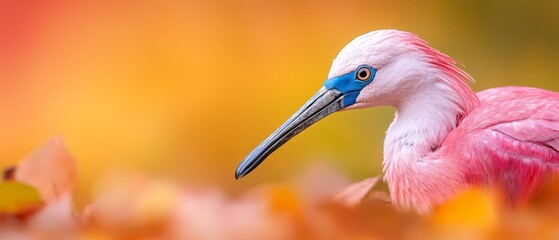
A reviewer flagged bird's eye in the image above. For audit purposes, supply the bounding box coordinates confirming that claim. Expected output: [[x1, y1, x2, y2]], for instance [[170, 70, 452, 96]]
[[356, 67, 371, 81]]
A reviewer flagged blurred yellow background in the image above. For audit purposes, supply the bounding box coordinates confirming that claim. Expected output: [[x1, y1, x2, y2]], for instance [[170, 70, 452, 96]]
[[1, 0, 559, 207]]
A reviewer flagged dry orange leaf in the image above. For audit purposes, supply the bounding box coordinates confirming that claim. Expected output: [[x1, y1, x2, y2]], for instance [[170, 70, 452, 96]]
[[26, 194, 78, 239], [0, 181, 43, 215], [14, 136, 77, 203], [431, 187, 498, 231], [267, 185, 303, 217], [82, 172, 181, 235], [332, 177, 382, 208]]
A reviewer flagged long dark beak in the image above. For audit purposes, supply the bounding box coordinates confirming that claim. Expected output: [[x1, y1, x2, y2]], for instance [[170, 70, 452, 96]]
[[235, 87, 344, 179]]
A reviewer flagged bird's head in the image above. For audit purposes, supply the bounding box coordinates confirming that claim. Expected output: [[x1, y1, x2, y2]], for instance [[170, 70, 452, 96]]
[[235, 29, 474, 179]]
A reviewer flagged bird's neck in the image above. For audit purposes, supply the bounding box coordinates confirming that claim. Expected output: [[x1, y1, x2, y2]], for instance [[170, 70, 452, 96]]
[[383, 81, 479, 212], [385, 89, 473, 159]]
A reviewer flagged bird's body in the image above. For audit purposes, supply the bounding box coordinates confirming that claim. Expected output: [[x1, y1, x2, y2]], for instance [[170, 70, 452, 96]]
[[236, 29, 559, 213], [384, 86, 559, 213]]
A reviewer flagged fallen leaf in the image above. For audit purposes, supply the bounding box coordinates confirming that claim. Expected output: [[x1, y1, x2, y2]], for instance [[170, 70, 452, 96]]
[[83, 172, 181, 237], [171, 186, 297, 240], [293, 162, 352, 202], [431, 187, 498, 231], [14, 136, 77, 202], [0, 227, 35, 240], [26, 193, 78, 239], [0, 182, 43, 215], [266, 185, 303, 219], [332, 177, 382, 208]]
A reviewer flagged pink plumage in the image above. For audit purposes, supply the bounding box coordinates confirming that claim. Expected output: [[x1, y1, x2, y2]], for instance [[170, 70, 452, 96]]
[[453, 87, 559, 200]]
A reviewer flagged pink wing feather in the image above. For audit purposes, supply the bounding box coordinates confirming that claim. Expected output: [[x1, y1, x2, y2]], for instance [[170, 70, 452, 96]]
[[476, 86, 559, 155], [439, 86, 559, 203]]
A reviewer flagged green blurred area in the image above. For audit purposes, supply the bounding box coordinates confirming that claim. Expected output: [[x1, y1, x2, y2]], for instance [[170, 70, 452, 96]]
[[0, 0, 558, 207]]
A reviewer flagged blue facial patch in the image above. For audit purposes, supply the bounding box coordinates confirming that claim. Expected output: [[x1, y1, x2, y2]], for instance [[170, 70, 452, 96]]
[[323, 65, 377, 107]]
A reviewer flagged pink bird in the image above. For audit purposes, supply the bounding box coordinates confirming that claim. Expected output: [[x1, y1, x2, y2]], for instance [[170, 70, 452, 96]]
[[235, 29, 559, 213]]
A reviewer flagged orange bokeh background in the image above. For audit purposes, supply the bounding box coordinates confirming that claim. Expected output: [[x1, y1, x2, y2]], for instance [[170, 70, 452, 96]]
[[1, 0, 559, 207]]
